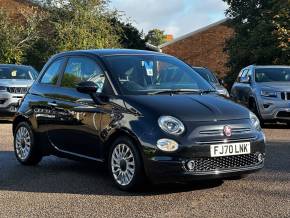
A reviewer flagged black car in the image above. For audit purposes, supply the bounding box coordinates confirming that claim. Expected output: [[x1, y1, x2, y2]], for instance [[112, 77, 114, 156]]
[[13, 49, 266, 191]]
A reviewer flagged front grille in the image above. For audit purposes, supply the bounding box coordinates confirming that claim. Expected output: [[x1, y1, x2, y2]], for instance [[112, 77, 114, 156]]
[[0, 99, 6, 104], [186, 153, 261, 172], [276, 111, 290, 118], [199, 127, 251, 136], [7, 87, 28, 94], [281, 92, 290, 100]]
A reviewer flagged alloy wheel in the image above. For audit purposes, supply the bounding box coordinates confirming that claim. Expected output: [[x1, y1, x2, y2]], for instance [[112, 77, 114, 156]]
[[15, 126, 31, 160], [111, 143, 135, 186]]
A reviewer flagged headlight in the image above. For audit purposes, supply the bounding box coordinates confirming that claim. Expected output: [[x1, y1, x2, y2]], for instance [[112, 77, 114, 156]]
[[260, 90, 277, 98], [157, 139, 179, 152], [158, 116, 185, 135], [250, 112, 261, 131], [0, 86, 7, 91]]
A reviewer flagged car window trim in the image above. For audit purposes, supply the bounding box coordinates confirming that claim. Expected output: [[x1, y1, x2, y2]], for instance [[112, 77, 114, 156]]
[[38, 57, 67, 87], [58, 54, 117, 96]]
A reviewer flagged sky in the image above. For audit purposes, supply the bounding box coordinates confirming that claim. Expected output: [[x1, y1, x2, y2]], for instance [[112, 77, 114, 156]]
[[110, 0, 229, 38]]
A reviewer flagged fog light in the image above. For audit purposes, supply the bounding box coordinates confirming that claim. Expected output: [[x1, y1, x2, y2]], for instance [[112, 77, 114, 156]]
[[257, 153, 264, 162], [157, 139, 179, 152], [187, 160, 196, 170]]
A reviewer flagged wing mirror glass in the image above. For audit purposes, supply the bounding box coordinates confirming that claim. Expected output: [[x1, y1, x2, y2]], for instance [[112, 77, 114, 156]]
[[240, 76, 251, 84]]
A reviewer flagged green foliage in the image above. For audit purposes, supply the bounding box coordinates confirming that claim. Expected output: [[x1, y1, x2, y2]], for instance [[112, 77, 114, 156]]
[[112, 18, 146, 49], [47, 0, 120, 51], [0, 8, 45, 64], [145, 29, 166, 46], [223, 0, 290, 86]]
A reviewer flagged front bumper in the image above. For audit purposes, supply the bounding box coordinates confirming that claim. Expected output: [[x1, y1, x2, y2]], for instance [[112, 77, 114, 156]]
[[143, 133, 265, 184], [257, 96, 290, 121], [0, 91, 24, 115]]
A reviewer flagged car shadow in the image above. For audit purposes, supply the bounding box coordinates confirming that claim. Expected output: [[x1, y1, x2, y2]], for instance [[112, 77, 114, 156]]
[[263, 122, 289, 129], [0, 120, 12, 124], [0, 151, 223, 196], [1, 140, 288, 196]]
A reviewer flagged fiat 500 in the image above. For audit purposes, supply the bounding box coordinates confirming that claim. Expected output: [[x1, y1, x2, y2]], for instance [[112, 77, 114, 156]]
[[13, 49, 266, 191]]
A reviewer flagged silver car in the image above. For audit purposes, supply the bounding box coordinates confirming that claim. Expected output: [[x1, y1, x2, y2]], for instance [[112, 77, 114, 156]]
[[192, 67, 230, 97], [0, 64, 38, 117], [231, 65, 290, 125]]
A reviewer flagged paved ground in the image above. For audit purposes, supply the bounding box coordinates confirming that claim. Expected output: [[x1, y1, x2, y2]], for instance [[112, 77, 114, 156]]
[[0, 121, 289, 218]]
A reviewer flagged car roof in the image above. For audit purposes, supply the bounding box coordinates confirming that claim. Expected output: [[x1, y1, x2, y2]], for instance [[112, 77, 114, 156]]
[[54, 49, 168, 58], [254, 65, 290, 69], [245, 65, 290, 69]]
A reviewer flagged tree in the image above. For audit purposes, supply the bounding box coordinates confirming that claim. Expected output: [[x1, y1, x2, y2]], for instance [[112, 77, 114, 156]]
[[223, 0, 290, 86], [48, 0, 121, 51], [145, 29, 166, 46], [111, 18, 146, 49], [0, 7, 45, 64]]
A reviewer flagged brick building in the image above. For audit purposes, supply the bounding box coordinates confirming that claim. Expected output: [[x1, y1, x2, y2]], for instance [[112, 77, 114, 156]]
[[0, 0, 35, 16], [160, 19, 234, 78]]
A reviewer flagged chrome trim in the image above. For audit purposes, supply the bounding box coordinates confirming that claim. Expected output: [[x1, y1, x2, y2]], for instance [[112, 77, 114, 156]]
[[196, 137, 257, 145], [50, 140, 104, 162], [185, 163, 264, 176], [199, 128, 251, 136]]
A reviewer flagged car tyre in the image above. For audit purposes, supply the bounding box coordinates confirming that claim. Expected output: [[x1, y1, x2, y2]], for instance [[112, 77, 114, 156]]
[[14, 122, 42, 165], [109, 136, 145, 191]]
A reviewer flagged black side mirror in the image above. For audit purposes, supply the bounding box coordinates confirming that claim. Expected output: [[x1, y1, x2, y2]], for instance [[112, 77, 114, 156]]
[[76, 81, 105, 105], [76, 81, 99, 94]]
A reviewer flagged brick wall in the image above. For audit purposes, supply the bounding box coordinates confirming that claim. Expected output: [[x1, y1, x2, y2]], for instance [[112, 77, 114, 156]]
[[0, 0, 35, 18], [162, 22, 234, 78]]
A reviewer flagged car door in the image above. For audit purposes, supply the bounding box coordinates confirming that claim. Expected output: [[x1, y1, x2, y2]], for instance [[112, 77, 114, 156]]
[[29, 57, 66, 134], [46, 55, 114, 160]]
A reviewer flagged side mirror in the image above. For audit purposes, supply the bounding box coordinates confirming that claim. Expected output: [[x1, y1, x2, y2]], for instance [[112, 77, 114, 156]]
[[77, 81, 105, 105], [76, 81, 99, 94], [218, 78, 225, 85], [240, 76, 250, 84]]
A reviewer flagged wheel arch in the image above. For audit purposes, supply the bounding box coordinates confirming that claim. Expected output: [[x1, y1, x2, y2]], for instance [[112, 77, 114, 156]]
[[103, 128, 144, 161], [12, 115, 31, 135]]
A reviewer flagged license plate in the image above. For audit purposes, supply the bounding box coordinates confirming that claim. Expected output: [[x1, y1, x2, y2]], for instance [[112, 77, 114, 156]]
[[210, 142, 251, 157]]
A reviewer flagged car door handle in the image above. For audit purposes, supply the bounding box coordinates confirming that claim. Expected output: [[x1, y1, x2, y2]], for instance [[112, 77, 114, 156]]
[[48, 102, 58, 107]]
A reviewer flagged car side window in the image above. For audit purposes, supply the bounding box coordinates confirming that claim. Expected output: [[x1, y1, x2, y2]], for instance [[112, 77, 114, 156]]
[[61, 57, 106, 93], [40, 59, 64, 85], [239, 69, 249, 82]]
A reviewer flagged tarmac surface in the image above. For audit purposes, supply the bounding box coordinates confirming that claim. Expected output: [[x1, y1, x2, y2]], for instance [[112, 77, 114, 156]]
[[0, 121, 289, 217]]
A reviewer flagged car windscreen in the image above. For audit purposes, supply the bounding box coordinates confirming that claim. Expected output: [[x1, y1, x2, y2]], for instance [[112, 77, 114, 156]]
[[192, 68, 219, 84], [103, 55, 213, 95], [0, 66, 38, 80], [255, 68, 290, 83]]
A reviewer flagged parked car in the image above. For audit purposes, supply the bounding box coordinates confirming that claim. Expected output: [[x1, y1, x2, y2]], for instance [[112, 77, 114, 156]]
[[13, 50, 266, 191], [231, 65, 290, 125], [0, 64, 38, 117], [192, 67, 229, 97]]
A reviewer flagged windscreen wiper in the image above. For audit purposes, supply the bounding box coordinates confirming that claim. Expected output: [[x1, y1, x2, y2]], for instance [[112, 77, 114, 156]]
[[198, 89, 217, 95], [148, 89, 202, 95]]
